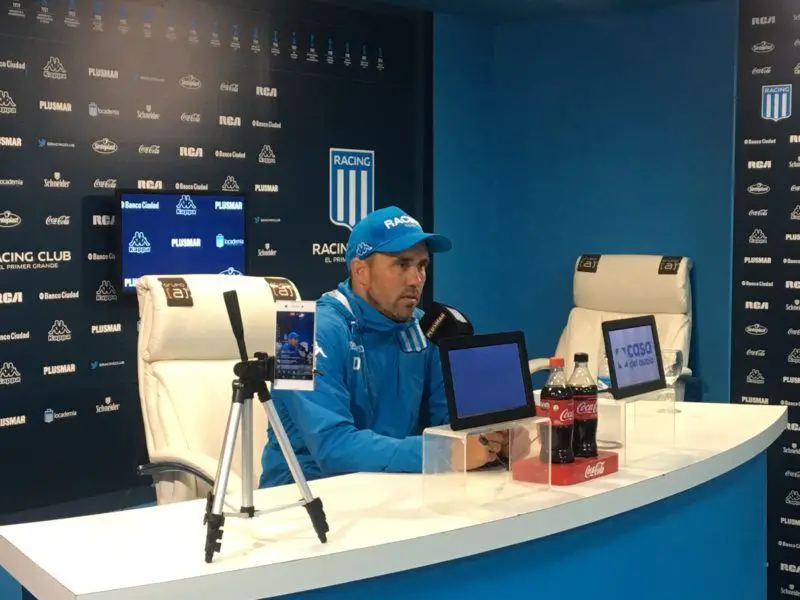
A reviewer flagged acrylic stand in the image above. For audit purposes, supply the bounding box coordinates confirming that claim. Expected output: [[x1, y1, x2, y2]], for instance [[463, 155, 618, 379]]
[[422, 416, 551, 515]]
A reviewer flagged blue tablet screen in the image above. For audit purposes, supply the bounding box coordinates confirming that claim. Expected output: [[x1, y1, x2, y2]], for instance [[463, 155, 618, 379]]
[[446, 342, 529, 419]]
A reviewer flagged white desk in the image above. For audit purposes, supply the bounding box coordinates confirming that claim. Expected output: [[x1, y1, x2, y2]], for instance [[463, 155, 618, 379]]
[[0, 401, 786, 600]]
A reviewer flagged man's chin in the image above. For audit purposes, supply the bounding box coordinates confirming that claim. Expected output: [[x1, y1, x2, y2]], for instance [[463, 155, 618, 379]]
[[396, 299, 418, 318]]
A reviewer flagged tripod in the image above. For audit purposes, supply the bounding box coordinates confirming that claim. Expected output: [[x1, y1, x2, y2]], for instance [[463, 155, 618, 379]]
[[203, 290, 329, 563]]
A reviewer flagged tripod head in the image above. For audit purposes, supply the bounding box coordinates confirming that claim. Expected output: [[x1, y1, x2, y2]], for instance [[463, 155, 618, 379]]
[[223, 290, 272, 398]]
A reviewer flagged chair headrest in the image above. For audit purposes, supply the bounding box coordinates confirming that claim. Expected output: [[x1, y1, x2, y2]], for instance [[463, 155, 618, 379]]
[[573, 254, 692, 315], [137, 274, 302, 363]]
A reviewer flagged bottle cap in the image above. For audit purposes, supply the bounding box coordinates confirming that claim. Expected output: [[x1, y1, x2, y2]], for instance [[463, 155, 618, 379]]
[[549, 357, 565, 368], [574, 352, 588, 363]]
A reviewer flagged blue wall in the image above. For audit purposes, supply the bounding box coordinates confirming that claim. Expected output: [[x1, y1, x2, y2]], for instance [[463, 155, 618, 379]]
[[434, 0, 738, 402]]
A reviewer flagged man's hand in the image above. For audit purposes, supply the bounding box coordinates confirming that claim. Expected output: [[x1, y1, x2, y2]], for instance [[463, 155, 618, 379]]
[[464, 432, 504, 470], [500, 427, 533, 461]]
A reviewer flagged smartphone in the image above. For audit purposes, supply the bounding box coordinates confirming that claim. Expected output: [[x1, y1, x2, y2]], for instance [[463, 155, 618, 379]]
[[274, 300, 317, 391]]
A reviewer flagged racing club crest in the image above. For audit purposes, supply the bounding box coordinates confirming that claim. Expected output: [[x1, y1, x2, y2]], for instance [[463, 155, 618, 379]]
[[328, 148, 375, 231]]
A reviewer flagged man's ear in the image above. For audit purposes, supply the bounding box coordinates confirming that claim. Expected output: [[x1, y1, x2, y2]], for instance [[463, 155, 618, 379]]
[[350, 257, 369, 285]]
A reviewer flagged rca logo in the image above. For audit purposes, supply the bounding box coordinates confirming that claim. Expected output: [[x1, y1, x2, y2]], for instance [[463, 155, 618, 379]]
[[92, 215, 115, 226], [748, 160, 772, 169], [781, 563, 800, 573], [788, 281, 800, 289], [179, 146, 203, 158], [745, 301, 769, 310], [256, 86, 278, 97], [218, 115, 241, 127], [0, 291, 22, 304], [137, 180, 163, 190]]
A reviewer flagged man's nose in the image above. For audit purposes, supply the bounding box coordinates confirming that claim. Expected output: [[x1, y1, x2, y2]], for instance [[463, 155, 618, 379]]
[[406, 268, 424, 286]]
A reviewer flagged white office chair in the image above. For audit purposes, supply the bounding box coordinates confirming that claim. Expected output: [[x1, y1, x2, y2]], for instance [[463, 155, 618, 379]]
[[135, 273, 301, 505], [529, 254, 695, 400]]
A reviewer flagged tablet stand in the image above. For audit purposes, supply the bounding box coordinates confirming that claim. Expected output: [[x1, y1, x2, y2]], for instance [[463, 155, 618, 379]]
[[422, 416, 551, 515], [203, 290, 329, 563], [595, 392, 676, 468]]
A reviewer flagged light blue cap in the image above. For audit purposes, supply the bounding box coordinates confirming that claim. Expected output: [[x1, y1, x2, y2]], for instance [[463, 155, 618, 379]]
[[345, 206, 452, 268]]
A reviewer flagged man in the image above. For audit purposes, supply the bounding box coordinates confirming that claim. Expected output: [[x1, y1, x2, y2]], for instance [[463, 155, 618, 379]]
[[259, 206, 504, 488]]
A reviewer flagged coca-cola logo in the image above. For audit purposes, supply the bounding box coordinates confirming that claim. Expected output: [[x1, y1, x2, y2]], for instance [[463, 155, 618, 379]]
[[559, 408, 574, 422], [585, 461, 606, 478], [576, 401, 597, 416]]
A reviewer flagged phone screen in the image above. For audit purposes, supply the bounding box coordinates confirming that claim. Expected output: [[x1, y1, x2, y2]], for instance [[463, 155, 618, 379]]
[[274, 301, 317, 391]]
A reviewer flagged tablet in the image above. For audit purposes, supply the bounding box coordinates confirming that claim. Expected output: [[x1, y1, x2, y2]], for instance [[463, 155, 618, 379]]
[[601, 315, 666, 399], [438, 331, 536, 431]]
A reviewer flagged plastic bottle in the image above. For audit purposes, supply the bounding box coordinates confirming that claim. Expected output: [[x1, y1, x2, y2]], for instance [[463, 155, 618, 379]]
[[539, 357, 575, 464], [568, 352, 598, 458]]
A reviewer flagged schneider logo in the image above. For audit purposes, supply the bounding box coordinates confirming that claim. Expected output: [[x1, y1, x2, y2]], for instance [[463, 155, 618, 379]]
[[43, 172, 70, 188]]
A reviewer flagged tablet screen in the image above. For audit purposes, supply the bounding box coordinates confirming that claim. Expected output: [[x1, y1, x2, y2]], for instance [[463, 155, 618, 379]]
[[607, 325, 660, 388], [446, 342, 529, 419]]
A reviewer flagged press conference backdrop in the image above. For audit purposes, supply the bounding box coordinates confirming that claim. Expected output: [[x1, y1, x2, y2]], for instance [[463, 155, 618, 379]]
[[0, 0, 432, 514], [733, 4, 800, 597]]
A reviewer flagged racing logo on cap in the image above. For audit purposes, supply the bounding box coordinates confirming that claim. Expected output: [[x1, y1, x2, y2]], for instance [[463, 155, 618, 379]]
[[329, 147, 375, 231]]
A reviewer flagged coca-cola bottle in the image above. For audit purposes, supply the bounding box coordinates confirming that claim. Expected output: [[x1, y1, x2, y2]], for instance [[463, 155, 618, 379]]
[[568, 352, 598, 458], [539, 357, 574, 464]]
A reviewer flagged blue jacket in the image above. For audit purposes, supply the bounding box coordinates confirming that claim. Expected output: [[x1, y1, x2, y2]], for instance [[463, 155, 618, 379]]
[[259, 280, 450, 488]]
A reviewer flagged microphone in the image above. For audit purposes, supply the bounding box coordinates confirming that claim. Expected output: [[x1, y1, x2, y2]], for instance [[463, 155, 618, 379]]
[[420, 301, 474, 344]]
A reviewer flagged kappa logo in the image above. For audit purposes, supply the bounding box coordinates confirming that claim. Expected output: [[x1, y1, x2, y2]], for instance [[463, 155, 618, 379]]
[[0, 90, 17, 115], [128, 231, 151, 254], [176, 195, 197, 216], [221, 175, 240, 191], [328, 148, 375, 231], [762, 84, 792, 121], [42, 56, 67, 80]]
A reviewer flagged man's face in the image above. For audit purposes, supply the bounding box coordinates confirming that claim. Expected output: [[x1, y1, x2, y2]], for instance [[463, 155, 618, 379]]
[[288, 337, 298, 346], [353, 242, 429, 322]]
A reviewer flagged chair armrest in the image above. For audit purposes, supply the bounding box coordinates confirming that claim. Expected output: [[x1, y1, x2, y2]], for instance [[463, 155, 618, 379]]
[[528, 357, 550, 374], [138, 448, 246, 505]]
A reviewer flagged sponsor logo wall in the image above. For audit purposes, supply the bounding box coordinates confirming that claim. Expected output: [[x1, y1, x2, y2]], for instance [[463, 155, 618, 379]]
[[735, 5, 800, 597], [0, 0, 431, 513]]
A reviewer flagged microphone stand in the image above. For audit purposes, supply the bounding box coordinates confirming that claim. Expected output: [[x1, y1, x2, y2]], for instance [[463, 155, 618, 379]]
[[203, 290, 329, 563]]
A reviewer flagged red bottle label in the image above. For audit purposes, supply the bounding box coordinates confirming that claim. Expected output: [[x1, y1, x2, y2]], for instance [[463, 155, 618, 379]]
[[574, 394, 598, 421], [546, 399, 574, 427]]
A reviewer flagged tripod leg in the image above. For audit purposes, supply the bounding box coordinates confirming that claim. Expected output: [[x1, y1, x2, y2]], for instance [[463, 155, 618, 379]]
[[260, 395, 329, 543], [240, 396, 255, 516], [205, 382, 246, 563]]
